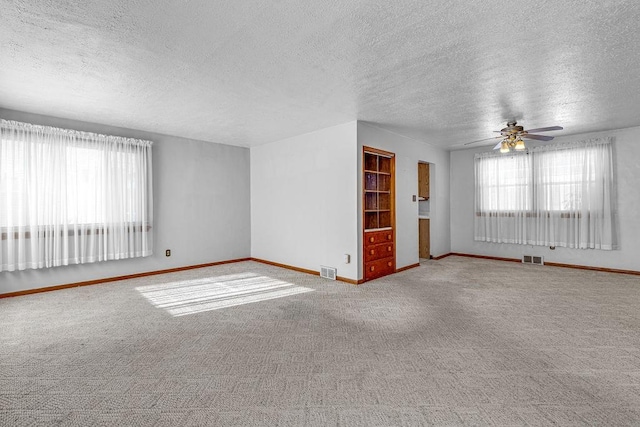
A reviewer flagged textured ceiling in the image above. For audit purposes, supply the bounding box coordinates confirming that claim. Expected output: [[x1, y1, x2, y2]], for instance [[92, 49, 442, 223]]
[[2, 0, 640, 149]]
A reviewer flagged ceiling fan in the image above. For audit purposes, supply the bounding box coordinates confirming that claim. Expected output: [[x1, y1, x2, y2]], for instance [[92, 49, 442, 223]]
[[465, 121, 563, 153]]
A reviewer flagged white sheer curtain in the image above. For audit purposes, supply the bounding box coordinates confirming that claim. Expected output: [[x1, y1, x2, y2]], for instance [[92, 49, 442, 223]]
[[474, 149, 532, 244], [475, 137, 618, 249], [0, 119, 153, 272]]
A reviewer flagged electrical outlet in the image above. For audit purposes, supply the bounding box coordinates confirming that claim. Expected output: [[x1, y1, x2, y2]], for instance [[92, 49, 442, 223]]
[[165, 249, 171, 257]]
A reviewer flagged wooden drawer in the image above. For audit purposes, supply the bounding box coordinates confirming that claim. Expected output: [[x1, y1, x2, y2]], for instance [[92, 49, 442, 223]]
[[364, 257, 395, 281], [364, 242, 394, 262], [364, 229, 393, 246]]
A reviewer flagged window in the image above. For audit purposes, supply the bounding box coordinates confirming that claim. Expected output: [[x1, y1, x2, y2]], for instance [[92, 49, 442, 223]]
[[534, 148, 597, 212], [475, 151, 532, 212], [474, 138, 617, 250], [0, 119, 153, 271]]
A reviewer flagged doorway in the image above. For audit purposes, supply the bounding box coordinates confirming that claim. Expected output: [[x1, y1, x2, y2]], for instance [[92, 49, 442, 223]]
[[418, 162, 430, 261]]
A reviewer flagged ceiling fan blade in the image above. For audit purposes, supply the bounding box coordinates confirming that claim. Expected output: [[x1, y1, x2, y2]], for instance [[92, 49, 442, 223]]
[[522, 134, 554, 141], [493, 141, 502, 150], [463, 136, 502, 146], [525, 126, 563, 133]]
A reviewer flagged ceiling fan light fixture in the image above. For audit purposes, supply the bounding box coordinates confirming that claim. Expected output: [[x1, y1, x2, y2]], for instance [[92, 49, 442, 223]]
[[514, 138, 525, 150], [500, 140, 510, 153]]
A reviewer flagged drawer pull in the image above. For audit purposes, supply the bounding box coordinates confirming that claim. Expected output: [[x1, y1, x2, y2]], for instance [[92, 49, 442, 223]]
[[387, 246, 392, 252], [387, 234, 391, 240], [370, 266, 375, 272], [369, 237, 375, 243], [387, 261, 392, 267], [370, 249, 375, 255]]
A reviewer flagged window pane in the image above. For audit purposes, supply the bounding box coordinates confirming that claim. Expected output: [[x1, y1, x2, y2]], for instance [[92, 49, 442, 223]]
[[1, 142, 145, 226], [476, 154, 531, 211], [535, 148, 594, 211]]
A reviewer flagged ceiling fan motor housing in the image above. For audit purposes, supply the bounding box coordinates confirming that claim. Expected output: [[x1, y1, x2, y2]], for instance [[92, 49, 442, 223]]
[[502, 122, 524, 135]]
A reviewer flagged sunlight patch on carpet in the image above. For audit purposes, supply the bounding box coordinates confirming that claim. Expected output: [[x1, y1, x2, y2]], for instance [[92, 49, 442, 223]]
[[136, 272, 314, 316]]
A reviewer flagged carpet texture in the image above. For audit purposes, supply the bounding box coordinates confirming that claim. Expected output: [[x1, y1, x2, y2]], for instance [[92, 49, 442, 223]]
[[2, 256, 640, 426]]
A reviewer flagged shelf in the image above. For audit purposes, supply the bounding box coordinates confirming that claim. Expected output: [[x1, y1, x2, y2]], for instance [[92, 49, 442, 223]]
[[363, 169, 391, 176], [379, 211, 391, 228], [364, 153, 377, 172], [364, 148, 393, 232], [363, 146, 395, 282], [379, 157, 391, 174]]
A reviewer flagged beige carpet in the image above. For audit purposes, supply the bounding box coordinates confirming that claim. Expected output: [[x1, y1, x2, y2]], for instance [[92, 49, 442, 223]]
[[1, 256, 640, 426]]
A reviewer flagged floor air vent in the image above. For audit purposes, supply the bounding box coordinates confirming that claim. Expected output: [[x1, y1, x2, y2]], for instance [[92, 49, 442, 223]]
[[522, 255, 544, 265], [320, 266, 337, 280]]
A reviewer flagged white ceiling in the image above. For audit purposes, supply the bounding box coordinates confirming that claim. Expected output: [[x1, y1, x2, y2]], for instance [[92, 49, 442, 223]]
[[2, 0, 640, 149]]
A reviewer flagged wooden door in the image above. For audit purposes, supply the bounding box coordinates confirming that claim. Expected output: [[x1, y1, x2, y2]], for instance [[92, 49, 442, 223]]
[[418, 163, 429, 199], [419, 218, 430, 259]]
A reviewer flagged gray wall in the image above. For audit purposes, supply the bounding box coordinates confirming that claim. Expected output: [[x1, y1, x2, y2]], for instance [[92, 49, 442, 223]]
[[250, 122, 358, 280], [450, 126, 640, 271], [0, 109, 251, 294]]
